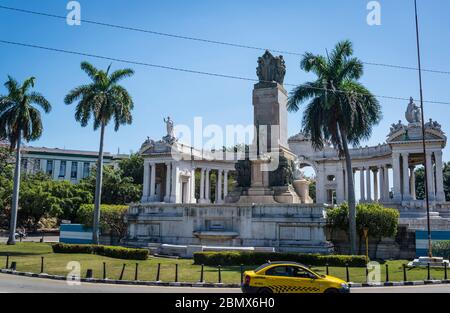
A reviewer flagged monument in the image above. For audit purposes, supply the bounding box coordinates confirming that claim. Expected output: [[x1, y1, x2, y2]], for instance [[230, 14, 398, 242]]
[[125, 51, 332, 257], [237, 50, 308, 204]]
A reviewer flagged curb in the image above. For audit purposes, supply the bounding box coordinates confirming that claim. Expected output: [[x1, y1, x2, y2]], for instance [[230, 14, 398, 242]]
[[0, 269, 240, 288]]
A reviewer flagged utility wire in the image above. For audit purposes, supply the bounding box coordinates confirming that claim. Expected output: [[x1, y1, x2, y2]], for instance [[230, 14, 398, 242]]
[[1, 4, 450, 76], [1, 39, 450, 106]]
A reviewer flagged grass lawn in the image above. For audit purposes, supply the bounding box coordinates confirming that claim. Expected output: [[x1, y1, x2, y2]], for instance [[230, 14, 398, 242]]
[[0, 243, 447, 284]]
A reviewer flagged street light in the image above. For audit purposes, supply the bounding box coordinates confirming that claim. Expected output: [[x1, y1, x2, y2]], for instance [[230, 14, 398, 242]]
[[414, 0, 433, 258]]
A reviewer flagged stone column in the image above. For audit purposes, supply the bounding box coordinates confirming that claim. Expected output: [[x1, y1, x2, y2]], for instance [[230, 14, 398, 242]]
[[142, 162, 150, 202], [171, 164, 178, 203], [384, 165, 390, 200], [223, 170, 229, 199], [199, 168, 205, 201], [149, 163, 156, 201], [366, 167, 372, 202], [392, 153, 402, 202], [435, 151, 446, 202], [373, 168, 379, 202], [360, 168, 366, 202], [205, 168, 211, 203], [401, 153, 411, 200], [191, 168, 196, 203], [164, 162, 171, 202], [217, 169, 223, 204], [409, 166, 416, 200], [335, 168, 345, 204], [379, 166, 385, 201], [425, 152, 435, 201]]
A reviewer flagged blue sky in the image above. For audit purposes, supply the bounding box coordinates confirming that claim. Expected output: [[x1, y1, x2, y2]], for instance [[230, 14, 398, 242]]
[[0, 0, 449, 162]]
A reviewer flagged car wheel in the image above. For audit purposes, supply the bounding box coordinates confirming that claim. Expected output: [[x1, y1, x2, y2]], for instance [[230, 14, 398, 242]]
[[258, 288, 273, 294], [324, 288, 339, 294]]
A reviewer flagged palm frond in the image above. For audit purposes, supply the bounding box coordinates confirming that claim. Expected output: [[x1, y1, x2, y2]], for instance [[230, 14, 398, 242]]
[[29, 92, 52, 113], [80, 62, 99, 82], [109, 68, 135, 86]]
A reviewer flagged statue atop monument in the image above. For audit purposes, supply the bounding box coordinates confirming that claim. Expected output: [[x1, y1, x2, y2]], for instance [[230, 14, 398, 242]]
[[405, 97, 422, 124], [163, 116, 177, 144], [256, 50, 286, 85]]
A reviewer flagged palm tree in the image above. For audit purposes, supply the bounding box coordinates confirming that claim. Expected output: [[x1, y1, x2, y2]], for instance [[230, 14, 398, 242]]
[[0, 76, 51, 245], [65, 62, 134, 244], [287, 40, 382, 254]]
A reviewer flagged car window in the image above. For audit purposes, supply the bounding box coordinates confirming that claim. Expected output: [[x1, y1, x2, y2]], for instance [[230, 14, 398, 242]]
[[265, 266, 291, 277], [290, 266, 316, 279]]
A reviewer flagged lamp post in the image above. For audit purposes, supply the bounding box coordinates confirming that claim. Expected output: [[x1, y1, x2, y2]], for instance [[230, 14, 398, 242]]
[[414, 0, 432, 258]]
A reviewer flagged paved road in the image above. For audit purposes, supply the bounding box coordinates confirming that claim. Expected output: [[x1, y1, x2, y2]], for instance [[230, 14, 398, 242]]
[[1, 273, 450, 293], [0, 235, 59, 244], [0, 273, 238, 293]]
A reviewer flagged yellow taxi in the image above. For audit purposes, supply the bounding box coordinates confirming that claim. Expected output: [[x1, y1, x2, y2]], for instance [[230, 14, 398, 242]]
[[241, 261, 350, 294]]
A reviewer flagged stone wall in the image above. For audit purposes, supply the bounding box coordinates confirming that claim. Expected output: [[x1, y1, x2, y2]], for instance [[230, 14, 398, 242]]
[[126, 203, 333, 255]]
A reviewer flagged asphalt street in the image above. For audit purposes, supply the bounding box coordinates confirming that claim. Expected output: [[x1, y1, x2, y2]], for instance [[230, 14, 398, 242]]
[[0, 235, 59, 244], [1, 273, 450, 293]]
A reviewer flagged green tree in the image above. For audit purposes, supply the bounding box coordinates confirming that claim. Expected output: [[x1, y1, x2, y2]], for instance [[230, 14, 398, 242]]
[[119, 153, 144, 184], [80, 165, 141, 205], [327, 203, 399, 255], [0, 76, 51, 244], [77, 204, 129, 241], [65, 62, 134, 244], [287, 41, 382, 254]]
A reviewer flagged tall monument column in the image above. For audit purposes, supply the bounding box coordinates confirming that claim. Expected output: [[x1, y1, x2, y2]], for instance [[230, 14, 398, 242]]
[[425, 152, 435, 201], [392, 153, 402, 202], [401, 153, 411, 200]]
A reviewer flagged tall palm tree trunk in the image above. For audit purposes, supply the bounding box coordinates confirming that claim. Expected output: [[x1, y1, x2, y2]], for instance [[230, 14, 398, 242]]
[[340, 127, 357, 255], [92, 123, 105, 244], [7, 134, 22, 245]]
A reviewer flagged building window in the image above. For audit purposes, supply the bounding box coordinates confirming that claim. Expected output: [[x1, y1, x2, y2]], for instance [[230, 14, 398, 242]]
[[46, 160, 53, 176], [83, 162, 90, 178], [71, 162, 78, 179], [59, 161, 66, 178]]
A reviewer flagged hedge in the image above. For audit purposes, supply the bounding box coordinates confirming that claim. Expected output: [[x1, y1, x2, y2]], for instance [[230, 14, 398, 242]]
[[193, 251, 367, 267], [52, 243, 149, 260]]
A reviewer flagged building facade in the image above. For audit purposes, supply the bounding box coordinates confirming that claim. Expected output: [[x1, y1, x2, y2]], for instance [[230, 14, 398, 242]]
[[0, 143, 128, 184]]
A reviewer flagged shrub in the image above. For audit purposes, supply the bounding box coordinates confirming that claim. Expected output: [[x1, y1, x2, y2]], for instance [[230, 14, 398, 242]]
[[432, 241, 450, 258], [52, 243, 94, 254], [327, 203, 399, 240], [52, 243, 148, 260], [193, 251, 367, 267], [94, 245, 149, 260]]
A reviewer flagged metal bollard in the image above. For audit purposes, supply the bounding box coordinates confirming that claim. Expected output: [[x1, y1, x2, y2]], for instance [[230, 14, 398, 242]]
[[385, 264, 389, 282], [345, 264, 350, 282], [119, 264, 126, 280], [135, 263, 139, 281], [86, 269, 93, 279], [326, 263, 329, 276], [403, 264, 407, 282], [366, 267, 369, 283], [199, 264, 204, 283], [10, 261, 16, 271], [156, 263, 161, 281], [218, 265, 222, 284], [5, 254, 9, 269], [445, 262, 448, 281], [427, 263, 431, 281], [40, 257, 44, 274], [103, 262, 107, 280], [175, 264, 179, 283], [240, 264, 244, 285]]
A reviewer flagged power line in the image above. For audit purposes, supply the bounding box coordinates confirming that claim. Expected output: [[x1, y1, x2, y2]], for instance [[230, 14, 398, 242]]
[[1, 39, 450, 106], [1, 4, 450, 76]]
